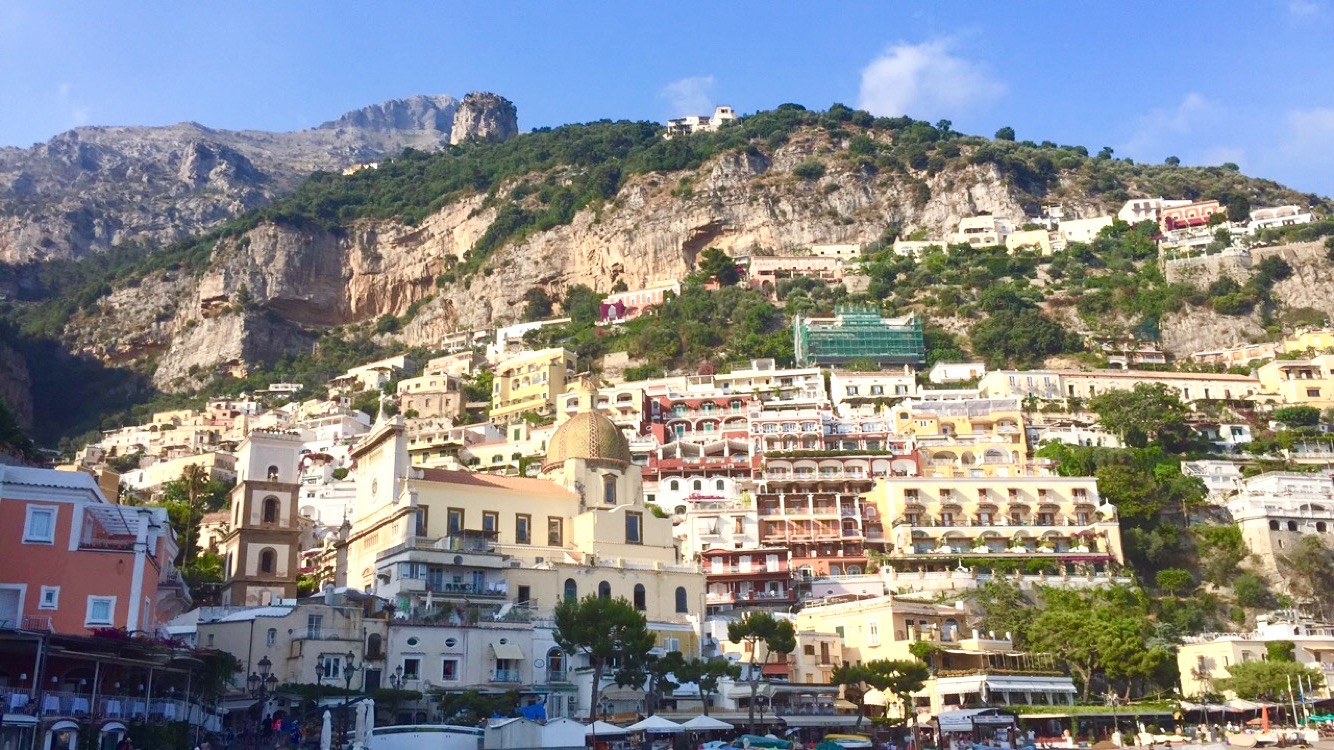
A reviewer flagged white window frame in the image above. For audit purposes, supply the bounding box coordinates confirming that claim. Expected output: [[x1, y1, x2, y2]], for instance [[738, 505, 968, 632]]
[[23, 505, 57, 544], [38, 586, 60, 611], [85, 596, 116, 627], [441, 658, 460, 681]]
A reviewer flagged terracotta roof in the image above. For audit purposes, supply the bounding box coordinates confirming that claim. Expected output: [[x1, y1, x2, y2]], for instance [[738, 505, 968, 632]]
[[416, 468, 576, 498]]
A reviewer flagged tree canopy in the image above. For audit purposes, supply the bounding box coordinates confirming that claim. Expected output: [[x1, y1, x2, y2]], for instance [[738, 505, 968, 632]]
[[832, 659, 929, 729], [553, 595, 656, 721]]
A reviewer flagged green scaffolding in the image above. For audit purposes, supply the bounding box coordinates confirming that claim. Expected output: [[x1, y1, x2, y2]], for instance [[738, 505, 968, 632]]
[[793, 306, 925, 366]]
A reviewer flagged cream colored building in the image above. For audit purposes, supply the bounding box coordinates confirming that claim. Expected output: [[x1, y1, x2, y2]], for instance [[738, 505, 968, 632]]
[[953, 216, 1014, 248], [195, 593, 387, 694], [1256, 355, 1334, 408], [397, 372, 466, 421], [980, 369, 1260, 405], [867, 475, 1124, 581], [490, 348, 578, 423], [795, 596, 1075, 714], [121, 451, 237, 498], [1179, 611, 1334, 699], [333, 388, 705, 695], [1003, 229, 1053, 255], [828, 369, 917, 416]]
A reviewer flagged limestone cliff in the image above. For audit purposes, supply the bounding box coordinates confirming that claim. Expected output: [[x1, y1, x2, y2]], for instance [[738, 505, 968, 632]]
[[0, 342, 32, 429], [0, 92, 515, 263], [62, 130, 1030, 390], [450, 92, 519, 145]]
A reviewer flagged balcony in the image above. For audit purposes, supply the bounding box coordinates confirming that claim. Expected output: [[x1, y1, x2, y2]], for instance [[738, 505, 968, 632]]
[[545, 669, 569, 684], [707, 561, 789, 575], [491, 668, 522, 683], [706, 589, 795, 604], [291, 627, 362, 641], [20, 615, 52, 632]]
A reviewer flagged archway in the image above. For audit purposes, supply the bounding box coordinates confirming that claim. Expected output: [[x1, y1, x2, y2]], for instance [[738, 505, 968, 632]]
[[43, 721, 78, 750]]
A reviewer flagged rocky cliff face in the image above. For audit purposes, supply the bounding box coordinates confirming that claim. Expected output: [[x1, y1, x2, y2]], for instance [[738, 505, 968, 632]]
[[319, 95, 459, 132], [0, 92, 516, 263], [62, 131, 1029, 390], [450, 92, 519, 145]]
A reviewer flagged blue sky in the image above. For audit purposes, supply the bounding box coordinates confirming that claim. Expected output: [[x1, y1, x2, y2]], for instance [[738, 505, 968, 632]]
[[5, 1, 1334, 195]]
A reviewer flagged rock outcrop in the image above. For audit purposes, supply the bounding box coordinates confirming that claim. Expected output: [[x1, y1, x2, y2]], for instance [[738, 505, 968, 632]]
[[0, 93, 511, 263], [450, 92, 519, 145], [318, 95, 459, 132]]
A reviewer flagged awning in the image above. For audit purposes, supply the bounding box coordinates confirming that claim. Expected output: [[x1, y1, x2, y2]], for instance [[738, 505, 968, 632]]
[[985, 677, 1077, 693], [2, 714, 37, 726], [777, 715, 863, 728], [491, 641, 525, 660], [935, 676, 986, 695], [217, 697, 259, 713]]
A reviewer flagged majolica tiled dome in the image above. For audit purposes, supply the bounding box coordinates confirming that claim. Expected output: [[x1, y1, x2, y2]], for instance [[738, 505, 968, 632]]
[[542, 410, 631, 471]]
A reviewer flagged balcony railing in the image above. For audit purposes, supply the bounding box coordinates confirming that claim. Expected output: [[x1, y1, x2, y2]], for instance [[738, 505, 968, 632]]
[[20, 615, 53, 631], [545, 669, 569, 683], [491, 668, 522, 683], [707, 563, 789, 575]]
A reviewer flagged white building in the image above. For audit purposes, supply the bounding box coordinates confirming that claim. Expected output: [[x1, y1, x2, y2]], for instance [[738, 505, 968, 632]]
[[952, 216, 1015, 248], [1117, 197, 1191, 225], [664, 106, 738, 138], [928, 362, 986, 384], [1226, 472, 1334, 572], [1180, 460, 1245, 500], [1058, 216, 1114, 245], [829, 369, 916, 416], [1248, 205, 1314, 233]]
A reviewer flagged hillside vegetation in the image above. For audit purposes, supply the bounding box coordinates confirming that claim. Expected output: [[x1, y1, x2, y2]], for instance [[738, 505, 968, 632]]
[[0, 103, 1327, 444]]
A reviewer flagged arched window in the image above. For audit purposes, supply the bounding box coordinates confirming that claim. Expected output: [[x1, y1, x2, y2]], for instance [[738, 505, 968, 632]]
[[366, 633, 383, 660], [564, 579, 578, 601], [716, 479, 725, 491], [693, 480, 702, 491], [675, 586, 688, 613], [1270, 520, 1280, 531], [633, 584, 647, 611], [267, 465, 280, 481], [598, 581, 612, 600], [266, 628, 277, 646], [1288, 521, 1299, 532], [547, 648, 565, 680], [259, 548, 277, 575], [603, 476, 617, 505], [1320, 522, 1329, 533], [262, 497, 280, 523], [669, 480, 680, 491]]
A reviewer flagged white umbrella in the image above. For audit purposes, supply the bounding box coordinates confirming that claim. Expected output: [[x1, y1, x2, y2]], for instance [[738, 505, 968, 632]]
[[585, 721, 630, 737], [354, 700, 367, 745], [626, 715, 685, 734], [320, 710, 332, 750], [681, 715, 733, 731], [362, 699, 375, 741]]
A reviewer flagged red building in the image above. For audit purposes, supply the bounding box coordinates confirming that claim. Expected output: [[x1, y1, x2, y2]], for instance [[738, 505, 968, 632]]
[[0, 466, 190, 637], [642, 391, 758, 511], [701, 546, 795, 614]]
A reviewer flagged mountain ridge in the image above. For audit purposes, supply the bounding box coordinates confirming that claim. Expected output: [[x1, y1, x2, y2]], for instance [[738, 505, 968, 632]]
[[0, 92, 517, 263]]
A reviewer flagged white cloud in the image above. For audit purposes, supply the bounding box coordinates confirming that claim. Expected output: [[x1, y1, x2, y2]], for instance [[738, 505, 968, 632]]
[[1119, 92, 1213, 158], [1289, 0, 1321, 17], [659, 75, 716, 117], [855, 39, 1005, 120]]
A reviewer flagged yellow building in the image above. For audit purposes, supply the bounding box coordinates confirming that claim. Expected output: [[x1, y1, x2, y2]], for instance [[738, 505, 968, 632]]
[[890, 399, 1029, 478], [1256, 355, 1334, 407], [795, 596, 1076, 714], [397, 372, 466, 420], [865, 474, 1124, 583], [490, 348, 578, 423], [1282, 329, 1334, 355], [1179, 611, 1334, 700]]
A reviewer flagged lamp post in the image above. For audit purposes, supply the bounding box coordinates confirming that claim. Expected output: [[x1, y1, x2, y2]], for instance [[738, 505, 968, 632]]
[[1105, 691, 1121, 745], [386, 667, 404, 726], [247, 656, 279, 749], [339, 652, 359, 750]]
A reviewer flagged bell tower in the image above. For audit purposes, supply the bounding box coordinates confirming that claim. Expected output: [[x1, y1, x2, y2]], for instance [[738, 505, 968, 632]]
[[219, 430, 304, 606]]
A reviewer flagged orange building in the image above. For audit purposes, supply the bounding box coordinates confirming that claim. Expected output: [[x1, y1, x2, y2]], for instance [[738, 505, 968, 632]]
[[0, 466, 190, 636]]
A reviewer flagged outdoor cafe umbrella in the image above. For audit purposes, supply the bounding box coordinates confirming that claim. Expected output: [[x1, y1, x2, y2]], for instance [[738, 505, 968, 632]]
[[585, 721, 630, 737], [681, 715, 734, 731], [320, 710, 333, 750], [626, 715, 685, 734]]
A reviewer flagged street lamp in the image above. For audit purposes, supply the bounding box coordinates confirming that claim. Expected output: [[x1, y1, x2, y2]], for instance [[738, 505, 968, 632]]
[[1105, 691, 1121, 743], [247, 656, 279, 748], [339, 652, 359, 750]]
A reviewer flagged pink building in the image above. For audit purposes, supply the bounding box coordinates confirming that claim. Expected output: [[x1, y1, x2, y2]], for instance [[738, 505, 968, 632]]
[[1160, 200, 1224, 231], [0, 466, 189, 637], [599, 281, 681, 324]]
